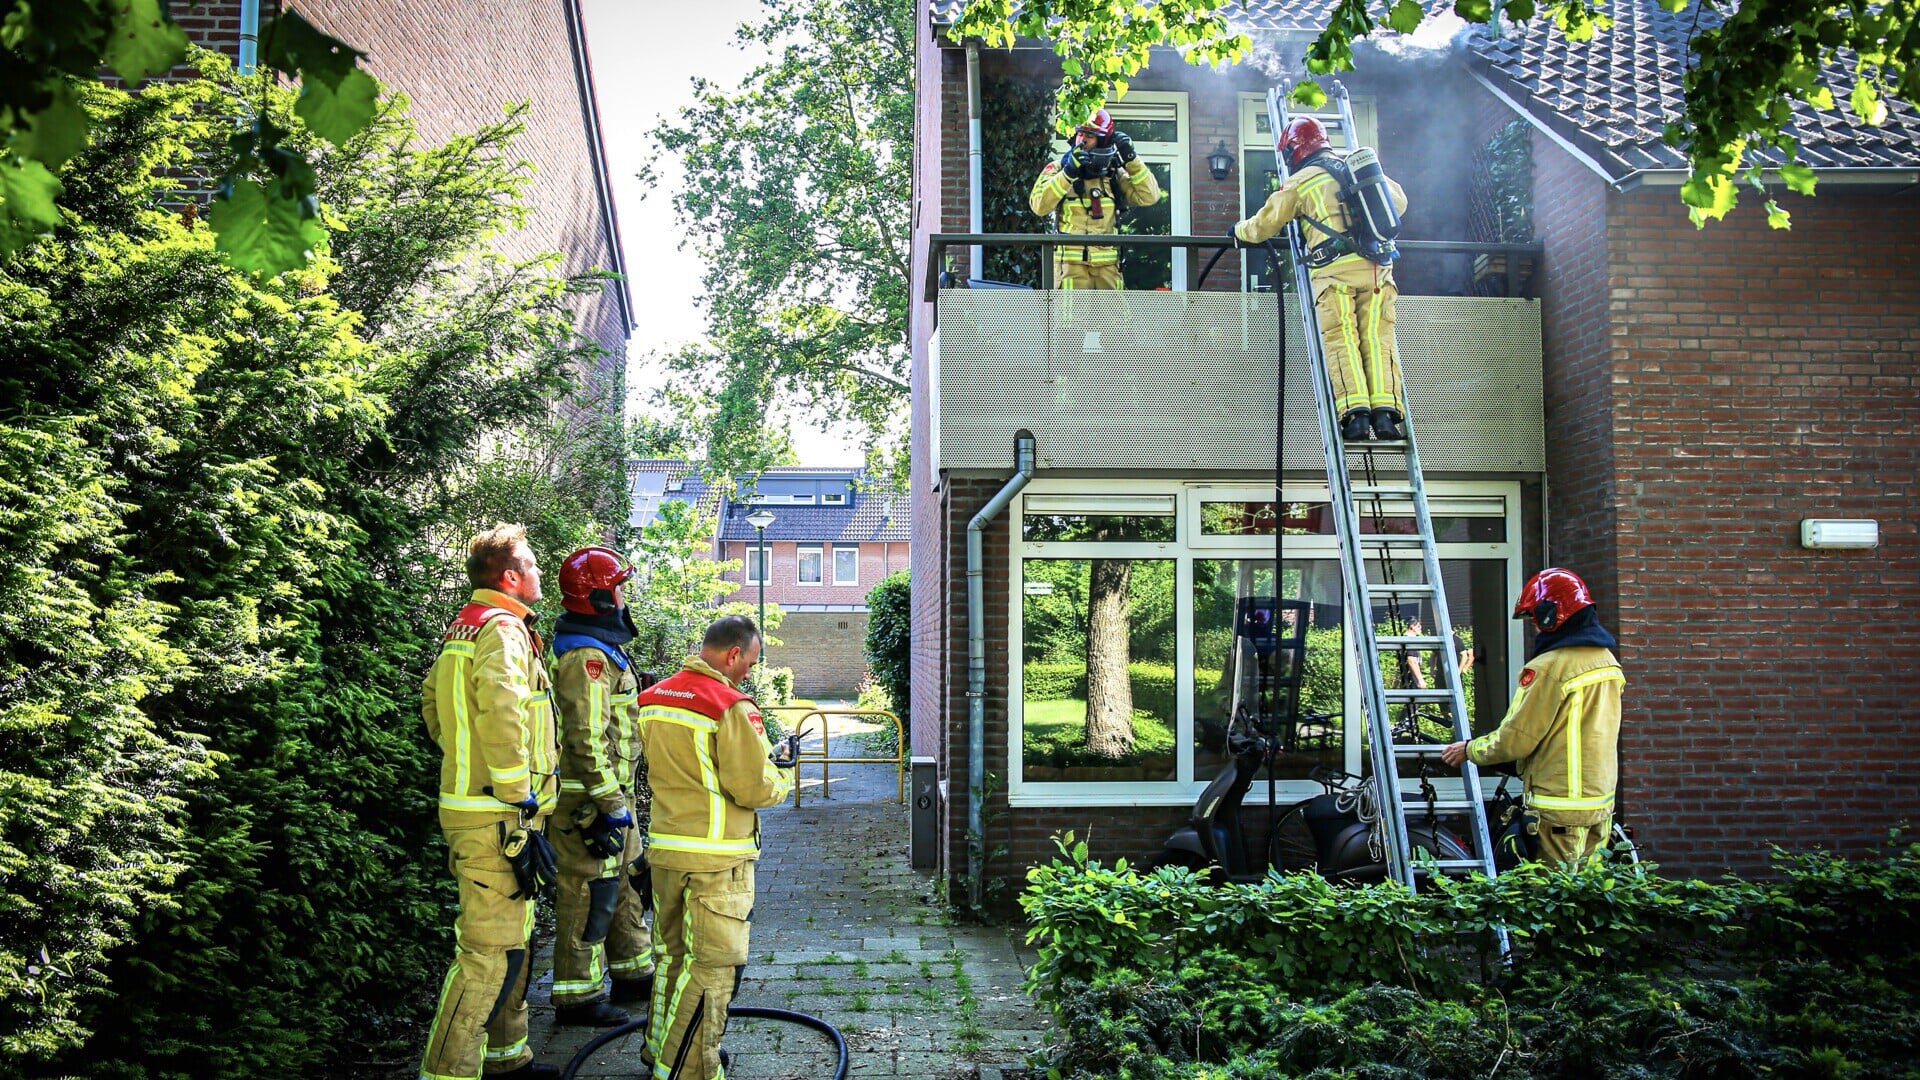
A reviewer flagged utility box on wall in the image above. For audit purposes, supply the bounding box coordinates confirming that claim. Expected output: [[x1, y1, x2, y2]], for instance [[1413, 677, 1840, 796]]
[[910, 756, 939, 869]]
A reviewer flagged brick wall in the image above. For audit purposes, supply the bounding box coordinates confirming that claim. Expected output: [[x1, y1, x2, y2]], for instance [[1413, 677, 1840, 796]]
[[1602, 186, 1920, 875], [176, 2, 627, 391], [770, 612, 871, 698], [719, 540, 909, 607]]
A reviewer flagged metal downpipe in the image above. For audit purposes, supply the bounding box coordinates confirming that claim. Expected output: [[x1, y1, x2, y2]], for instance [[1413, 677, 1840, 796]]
[[238, 0, 261, 73], [966, 40, 983, 282], [966, 432, 1035, 909]]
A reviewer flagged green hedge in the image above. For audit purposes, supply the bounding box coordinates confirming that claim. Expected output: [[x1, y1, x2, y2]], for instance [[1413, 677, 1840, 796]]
[[1022, 834, 1920, 1078]]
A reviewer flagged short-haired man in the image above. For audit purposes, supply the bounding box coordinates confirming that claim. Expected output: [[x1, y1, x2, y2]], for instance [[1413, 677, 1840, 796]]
[[638, 616, 797, 1080], [420, 524, 562, 1080], [1442, 568, 1624, 866]]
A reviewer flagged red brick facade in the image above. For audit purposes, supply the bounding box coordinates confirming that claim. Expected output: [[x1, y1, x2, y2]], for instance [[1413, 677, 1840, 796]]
[[174, 1, 629, 393], [719, 540, 910, 607]]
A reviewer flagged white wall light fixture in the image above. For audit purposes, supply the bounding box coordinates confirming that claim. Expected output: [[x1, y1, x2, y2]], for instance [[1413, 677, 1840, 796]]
[[1800, 519, 1879, 550]]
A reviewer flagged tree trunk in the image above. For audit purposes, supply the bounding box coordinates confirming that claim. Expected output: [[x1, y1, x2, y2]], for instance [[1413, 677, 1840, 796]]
[[1083, 557, 1135, 759]]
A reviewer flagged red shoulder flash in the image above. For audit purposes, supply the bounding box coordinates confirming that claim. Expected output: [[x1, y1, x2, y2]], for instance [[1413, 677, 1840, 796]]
[[1519, 668, 1537, 689], [748, 711, 765, 736], [584, 657, 605, 680]]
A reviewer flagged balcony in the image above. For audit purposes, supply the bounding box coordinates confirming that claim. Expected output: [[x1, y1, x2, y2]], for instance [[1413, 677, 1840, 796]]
[[926, 235, 1546, 476]]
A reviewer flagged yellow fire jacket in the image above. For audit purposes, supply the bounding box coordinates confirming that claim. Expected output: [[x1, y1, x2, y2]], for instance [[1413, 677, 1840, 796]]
[[552, 643, 643, 817], [1030, 156, 1162, 264], [421, 589, 558, 820], [636, 657, 794, 870], [1467, 645, 1625, 825], [1234, 161, 1407, 272]]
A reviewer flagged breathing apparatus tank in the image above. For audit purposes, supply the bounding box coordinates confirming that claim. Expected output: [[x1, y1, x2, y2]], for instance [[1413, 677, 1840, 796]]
[[1342, 146, 1401, 263]]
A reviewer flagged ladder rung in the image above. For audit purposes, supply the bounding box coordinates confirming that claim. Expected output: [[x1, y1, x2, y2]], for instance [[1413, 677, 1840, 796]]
[[1367, 581, 1435, 595], [1426, 860, 1491, 874], [1351, 484, 1417, 496], [1382, 689, 1455, 702], [1390, 743, 1455, 756], [1375, 635, 1447, 649], [1400, 799, 1485, 812]]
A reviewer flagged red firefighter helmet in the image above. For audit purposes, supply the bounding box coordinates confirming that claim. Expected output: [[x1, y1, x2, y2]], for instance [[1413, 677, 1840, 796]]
[[559, 546, 635, 615], [1512, 567, 1594, 632], [1076, 108, 1115, 145], [1280, 116, 1331, 168]]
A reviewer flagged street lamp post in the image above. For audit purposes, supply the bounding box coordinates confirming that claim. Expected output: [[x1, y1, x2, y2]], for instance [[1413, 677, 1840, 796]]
[[746, 509, 776, 635]]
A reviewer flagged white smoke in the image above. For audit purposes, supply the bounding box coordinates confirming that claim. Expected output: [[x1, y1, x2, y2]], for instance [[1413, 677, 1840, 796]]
[[1369, 10, 1473, 64]]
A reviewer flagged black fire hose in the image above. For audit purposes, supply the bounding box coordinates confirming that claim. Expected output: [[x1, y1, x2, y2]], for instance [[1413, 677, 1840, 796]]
[[559, 1005, 850, 1080], [1195, 243, 1230, 290]]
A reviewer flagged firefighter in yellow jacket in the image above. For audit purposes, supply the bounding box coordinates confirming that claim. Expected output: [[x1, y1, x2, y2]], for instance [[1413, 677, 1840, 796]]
[[1030, 108, 1162, 290], [1234, 116, 1411, 442], [548, 546, 655, 1027], [1443, 568, 1624, 866], [420, 524, 562, 1080], [639, 616, 796, 1080]]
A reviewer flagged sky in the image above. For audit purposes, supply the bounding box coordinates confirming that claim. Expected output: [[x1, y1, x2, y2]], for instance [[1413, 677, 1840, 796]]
[[580, 0, 866, 466]]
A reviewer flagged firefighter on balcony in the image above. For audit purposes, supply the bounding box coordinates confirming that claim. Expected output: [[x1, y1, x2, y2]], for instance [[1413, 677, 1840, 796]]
[[1233, 116, 1410, 442], [639, 616, 798, 1080], [1442, 568, 1624, 866], [549, 546, 656, 1027], [1030, 108, 1162, 290], [419, 523, 562, 1080]]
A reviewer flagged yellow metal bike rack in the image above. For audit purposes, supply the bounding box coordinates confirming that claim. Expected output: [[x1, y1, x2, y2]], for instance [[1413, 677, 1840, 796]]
[[763, 707, 906, 807]]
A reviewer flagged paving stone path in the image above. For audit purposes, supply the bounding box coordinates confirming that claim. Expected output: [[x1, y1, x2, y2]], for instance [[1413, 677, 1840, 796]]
[[526, 720, 1051, 1079]]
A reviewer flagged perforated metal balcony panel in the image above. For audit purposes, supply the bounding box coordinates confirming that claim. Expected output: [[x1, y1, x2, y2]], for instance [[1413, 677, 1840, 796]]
[[933, 291, 1543, 474]]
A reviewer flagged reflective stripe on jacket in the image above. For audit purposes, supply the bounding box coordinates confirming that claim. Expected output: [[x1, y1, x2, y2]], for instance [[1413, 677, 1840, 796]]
[[421, 588, 558, 818], [1029, 158, 1162, 264], [1233, 162, 1408, 272], [637, 658, 794, 870], [552, 645, 642, 816], [1468, 645, 1624, 824]]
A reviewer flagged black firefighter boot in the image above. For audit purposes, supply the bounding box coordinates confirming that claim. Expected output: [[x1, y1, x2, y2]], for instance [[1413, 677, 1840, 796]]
[[489, 1062, 562, 1079], [554, 998, 631, 1027], [1371, 408, 1406, 442], [609, 972, 655, 1005], [1340, 409, 1373, 442]]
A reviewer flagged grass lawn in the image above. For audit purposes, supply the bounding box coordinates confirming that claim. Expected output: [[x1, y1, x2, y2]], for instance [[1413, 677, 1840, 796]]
[[1023, 697, 1176, 765]]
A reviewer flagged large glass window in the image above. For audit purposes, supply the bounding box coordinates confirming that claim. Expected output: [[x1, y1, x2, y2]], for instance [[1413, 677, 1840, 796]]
[[797, 547, 823, 585], [1021, 558, 1177, 783], [1010, 482, 1522, 806]]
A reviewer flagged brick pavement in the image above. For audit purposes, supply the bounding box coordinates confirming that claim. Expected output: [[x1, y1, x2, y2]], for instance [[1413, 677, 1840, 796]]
[[524, 726, 1050, 1080]]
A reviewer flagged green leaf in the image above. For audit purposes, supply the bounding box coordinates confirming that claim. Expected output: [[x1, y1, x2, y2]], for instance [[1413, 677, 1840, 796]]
[[0, 154, 64, 251], [1680, 171, 1737, 222], [1655, 0, 1688, 10], [1779, 162, 1817, 195], [1454, 0, 1494, 23], [260, 10, 366, 87], [10, 80, 89, 168], [1387, 0, 1425, 33], [294, 67, 378, 145], [208, 176, 328, 276], [1765, 199, 1791, 228], [1289, 82, 1328, 109], [105, 0, 189, 85], [1849, 78, 1889, 125]]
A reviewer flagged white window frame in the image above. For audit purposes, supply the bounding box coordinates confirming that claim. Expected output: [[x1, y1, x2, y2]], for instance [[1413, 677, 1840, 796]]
[[1008, 477, 1522, 808], [1050, 91, 1191, 290], [796, 546, 824, 586], [744, 545, 768, 584], [832, 546, 859, 586], [823, 491, 847, 505]]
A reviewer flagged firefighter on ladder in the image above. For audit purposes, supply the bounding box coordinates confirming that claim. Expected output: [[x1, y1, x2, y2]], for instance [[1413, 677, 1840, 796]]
[[1233, 115, 1410, 442], [638, 615, 798, 1080], [1442, 568, 1625, 866], [1030, 108, 1162, 290], [548, 546, 656, 1027]]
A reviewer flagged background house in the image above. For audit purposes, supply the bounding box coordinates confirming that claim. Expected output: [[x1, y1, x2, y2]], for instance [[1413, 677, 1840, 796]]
[[910, 0, 1920, 895], [178, 1, 631, 393], [629, 461, 912, 698]]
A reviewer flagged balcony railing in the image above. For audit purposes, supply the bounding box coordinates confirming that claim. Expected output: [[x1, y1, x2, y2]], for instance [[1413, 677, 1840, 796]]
[[922, 233, 1544, 305]]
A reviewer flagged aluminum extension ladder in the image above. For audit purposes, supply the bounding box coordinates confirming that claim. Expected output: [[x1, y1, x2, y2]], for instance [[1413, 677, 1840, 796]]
[[1266, 84, 1504, 904]]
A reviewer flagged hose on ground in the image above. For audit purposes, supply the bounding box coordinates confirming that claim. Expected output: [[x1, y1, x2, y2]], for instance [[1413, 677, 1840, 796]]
[[559, 1005, 849, 1080]]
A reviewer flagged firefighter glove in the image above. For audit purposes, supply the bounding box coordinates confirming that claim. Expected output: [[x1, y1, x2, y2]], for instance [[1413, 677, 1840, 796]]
[[627, 853, 653, 910], [1059, 148, 1088, 180], [581, 807, 632, 861], [502, 825, 559, 900], [1113, 130, 1136, 165], [1227, 227, 1244, 249]]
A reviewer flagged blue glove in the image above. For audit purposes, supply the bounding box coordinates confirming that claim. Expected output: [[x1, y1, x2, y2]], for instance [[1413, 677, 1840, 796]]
[[1113, 130, 1136, 165], [485, 784, 540, 817], [583, 807, 633, 861]]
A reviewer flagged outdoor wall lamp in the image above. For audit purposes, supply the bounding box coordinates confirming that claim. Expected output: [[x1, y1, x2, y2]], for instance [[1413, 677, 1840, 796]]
[[1800, 519, 1878, 549], [1207, 141, 1234, 181]]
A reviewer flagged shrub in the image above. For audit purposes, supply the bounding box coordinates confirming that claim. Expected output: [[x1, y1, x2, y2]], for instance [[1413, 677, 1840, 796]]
[[863, 569, 910, 732]]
